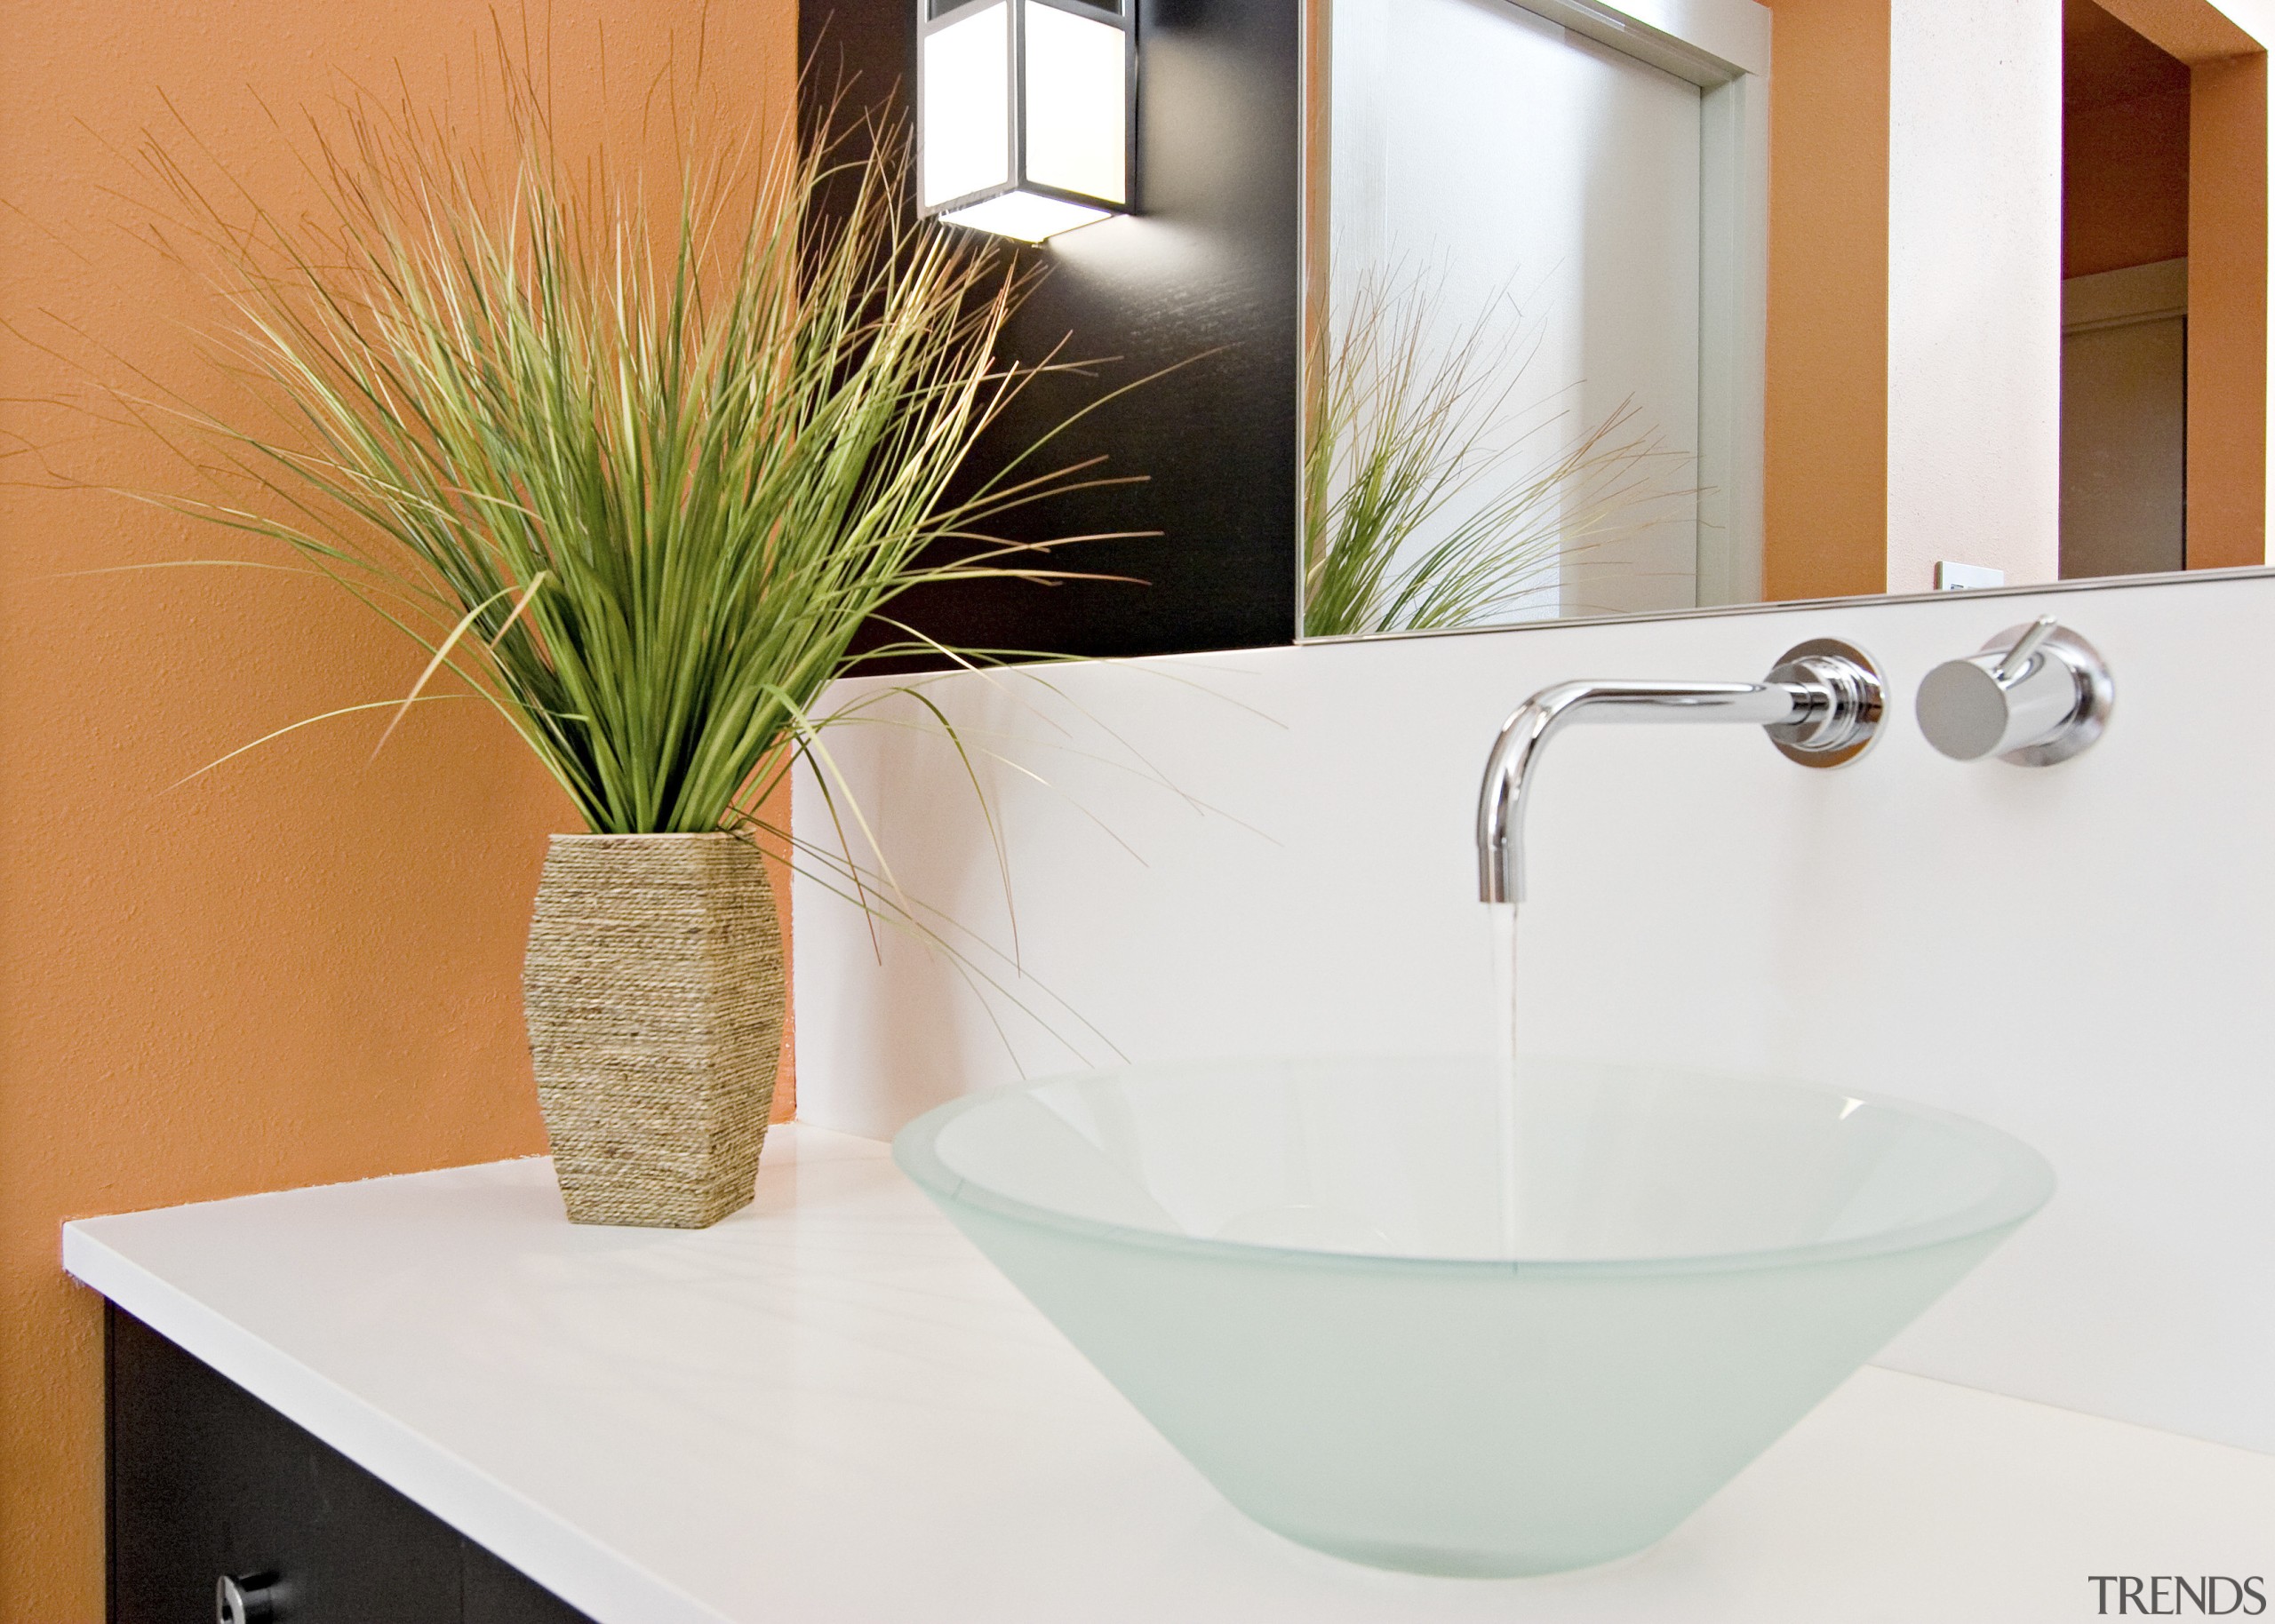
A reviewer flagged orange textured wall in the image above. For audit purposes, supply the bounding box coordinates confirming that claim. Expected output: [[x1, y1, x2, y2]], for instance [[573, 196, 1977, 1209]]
[[2064, 0, 2194, 278], [2185, 48, 2270, 567], [2064, 86, 2191, 276], [0, 3, 795, 1616], [2097, 0, 2260, 60], [2093, 0, 2269, 569], [1760, 0, 1893, 601]]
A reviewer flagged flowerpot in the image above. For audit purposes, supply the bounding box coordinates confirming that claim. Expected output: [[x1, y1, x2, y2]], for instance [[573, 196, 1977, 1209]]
[[523, 832, 785, 1228]]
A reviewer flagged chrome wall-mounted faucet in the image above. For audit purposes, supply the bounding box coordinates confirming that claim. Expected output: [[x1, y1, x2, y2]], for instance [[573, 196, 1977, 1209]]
[[1914, 617, 2114, 766], [1475, 640, 1886, 904]]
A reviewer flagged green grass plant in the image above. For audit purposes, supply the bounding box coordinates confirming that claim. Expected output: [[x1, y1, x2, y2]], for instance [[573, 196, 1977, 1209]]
[[123, 67, 1134, 849]]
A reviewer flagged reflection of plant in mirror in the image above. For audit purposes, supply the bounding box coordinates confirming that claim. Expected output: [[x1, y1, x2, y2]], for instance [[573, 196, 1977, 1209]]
[[1302, 271, 1689, 637]]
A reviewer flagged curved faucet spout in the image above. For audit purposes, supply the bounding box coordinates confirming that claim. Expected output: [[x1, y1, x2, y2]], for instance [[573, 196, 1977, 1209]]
[[1476, 682, 1797, 905], [1473, 642, 1888, 905]]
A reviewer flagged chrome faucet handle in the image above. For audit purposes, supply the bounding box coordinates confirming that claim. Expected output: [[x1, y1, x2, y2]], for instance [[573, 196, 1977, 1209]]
[[1991, 615, 2057, 682], [1915, 619, 2114, 766]]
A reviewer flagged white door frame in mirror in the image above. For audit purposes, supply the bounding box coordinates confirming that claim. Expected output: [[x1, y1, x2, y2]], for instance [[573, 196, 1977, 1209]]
[[1310, 0, 1770, 623], [1887, 0, 2063, 595], [1533, 0, 1772, 609]]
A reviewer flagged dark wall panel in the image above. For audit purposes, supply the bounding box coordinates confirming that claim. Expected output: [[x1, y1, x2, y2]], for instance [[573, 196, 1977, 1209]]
[[802, 0, 1302, 660]]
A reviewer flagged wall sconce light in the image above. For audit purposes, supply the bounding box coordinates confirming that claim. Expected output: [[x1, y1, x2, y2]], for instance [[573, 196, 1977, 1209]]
[[918, 0, 1133, 242]]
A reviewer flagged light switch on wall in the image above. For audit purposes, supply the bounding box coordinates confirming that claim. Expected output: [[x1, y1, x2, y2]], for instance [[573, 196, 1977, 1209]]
[[1935, 561, 2008, 590]]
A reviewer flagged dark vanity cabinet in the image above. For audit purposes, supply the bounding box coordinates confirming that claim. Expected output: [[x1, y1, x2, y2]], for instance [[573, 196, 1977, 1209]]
[[107, 1308, 594, 1624]]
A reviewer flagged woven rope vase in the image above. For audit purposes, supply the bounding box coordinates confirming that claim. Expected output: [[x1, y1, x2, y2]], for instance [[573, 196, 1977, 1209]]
[[523, 833, 785, 1228]]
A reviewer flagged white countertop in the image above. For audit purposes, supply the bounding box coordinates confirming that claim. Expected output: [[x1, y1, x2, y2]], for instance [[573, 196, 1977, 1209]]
[[63, 1126, 2275, 1624]]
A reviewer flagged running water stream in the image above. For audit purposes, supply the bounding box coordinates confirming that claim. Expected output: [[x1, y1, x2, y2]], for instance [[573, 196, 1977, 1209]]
[[1488, 900, 1521, 1258]]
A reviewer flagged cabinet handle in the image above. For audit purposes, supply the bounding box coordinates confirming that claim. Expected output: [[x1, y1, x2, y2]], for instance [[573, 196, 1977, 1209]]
[[216, 1572, 283, 1624]]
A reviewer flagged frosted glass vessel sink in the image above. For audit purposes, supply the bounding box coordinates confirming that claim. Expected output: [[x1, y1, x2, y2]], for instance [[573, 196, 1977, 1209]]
[[894, 1056, 2054, 1577]]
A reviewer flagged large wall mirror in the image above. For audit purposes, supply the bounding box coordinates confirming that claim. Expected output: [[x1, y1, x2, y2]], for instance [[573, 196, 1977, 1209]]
[[808, 0, 2267, 660], [1299, 0, 2272, 639]]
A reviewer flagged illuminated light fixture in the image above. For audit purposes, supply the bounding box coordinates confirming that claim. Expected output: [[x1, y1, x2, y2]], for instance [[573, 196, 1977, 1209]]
[[918, 0, 1133, 242]]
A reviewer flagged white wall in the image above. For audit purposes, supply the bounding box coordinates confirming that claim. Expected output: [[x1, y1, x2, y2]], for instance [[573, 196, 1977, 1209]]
[[1887, 0, 2063, 592], [796, 571, 2275, 1455]]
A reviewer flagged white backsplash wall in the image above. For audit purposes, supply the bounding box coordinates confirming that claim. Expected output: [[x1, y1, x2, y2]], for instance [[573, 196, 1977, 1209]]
[[794, 572, 2275, 1455]]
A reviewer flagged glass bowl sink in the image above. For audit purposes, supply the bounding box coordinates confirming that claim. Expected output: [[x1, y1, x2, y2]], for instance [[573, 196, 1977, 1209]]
[[893, 1055, 2055, 1577]]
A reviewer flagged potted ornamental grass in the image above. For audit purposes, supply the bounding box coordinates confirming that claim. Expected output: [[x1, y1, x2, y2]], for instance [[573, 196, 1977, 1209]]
[[124, 72, 1129, 1228]]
